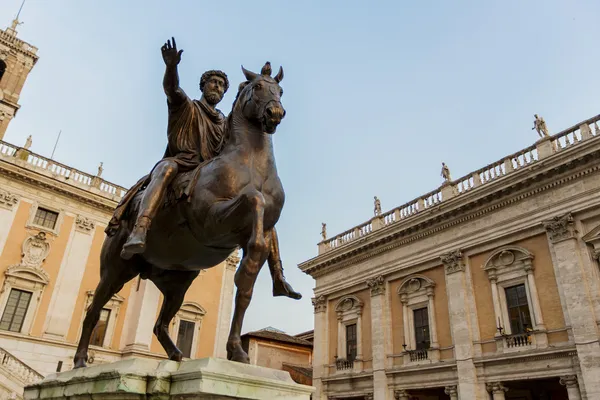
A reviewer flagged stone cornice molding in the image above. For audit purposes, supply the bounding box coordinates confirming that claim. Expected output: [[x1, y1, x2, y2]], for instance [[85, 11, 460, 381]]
[[0, 159, 120, 212], [300, 143, 600, 278], [366, 275, 385, 296], [75, 215, 96, 233], [225, 250, 241, 271], [441, 250, 464, 275], [312, 295, 327, 313], [543, 212, 577, 243], [0, 188, 18, 210]]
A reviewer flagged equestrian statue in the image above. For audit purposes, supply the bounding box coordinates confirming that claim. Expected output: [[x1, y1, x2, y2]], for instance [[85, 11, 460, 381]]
[[73, 37, 300, 368]]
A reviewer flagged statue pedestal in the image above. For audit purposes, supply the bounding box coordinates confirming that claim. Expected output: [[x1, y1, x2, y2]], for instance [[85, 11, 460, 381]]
[[24, 358, 315, 400]]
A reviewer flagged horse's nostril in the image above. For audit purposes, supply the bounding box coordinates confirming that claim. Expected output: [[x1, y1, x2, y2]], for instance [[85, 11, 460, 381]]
[[266, 108, 273, 117]]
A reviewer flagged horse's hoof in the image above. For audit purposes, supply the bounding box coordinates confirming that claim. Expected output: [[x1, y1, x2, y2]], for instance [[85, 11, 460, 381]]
[[227, 347, 250, 364], [169, 351, 183, 362], [73, 359, 86, 369]]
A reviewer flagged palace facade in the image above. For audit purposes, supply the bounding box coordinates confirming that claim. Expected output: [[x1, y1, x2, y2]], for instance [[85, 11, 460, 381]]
[[300, 115, 600, 400], [0, 19, 237, 399]]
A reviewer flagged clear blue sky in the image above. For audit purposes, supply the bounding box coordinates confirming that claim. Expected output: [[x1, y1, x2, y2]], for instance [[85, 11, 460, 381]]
[[3, 1, 599, 335]]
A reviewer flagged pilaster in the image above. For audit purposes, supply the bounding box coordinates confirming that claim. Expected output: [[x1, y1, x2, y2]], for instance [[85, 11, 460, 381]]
[[213, 251, 239, 358], [544, 213, 600, 398], [312, 295, 328, 400], [367, 275, 388, 400], [441, 250, 484, 399]]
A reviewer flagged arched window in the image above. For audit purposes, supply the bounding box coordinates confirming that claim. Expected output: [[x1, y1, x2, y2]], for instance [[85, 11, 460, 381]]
[[334, 295, 364, 368], [0, 60, 6, 82], [398, 274, 440, 363]]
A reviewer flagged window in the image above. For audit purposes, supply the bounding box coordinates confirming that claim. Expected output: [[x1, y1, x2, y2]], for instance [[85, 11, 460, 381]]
[[413, 307, 430, 350], [0, 60, 5, 82], [177, 320, 195, 358], [0, 289, 32, 332], [90, 309, 111, 347], [505, 284, 532, 334], [33, 208, 59, 230], [345, 324, 357, 361]]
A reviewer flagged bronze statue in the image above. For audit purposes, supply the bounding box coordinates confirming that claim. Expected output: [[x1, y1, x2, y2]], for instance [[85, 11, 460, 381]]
[[532, 114, 549, 138], [73, 41, 298, 368]]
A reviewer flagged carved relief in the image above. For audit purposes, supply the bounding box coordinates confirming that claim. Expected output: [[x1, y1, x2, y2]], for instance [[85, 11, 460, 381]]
[[75, 215, 96, 233], [21, 232, 50, 269], [366, 275, 385, 296], [543, 212, 576, 243], [312, 295, 327, 313], [486, 382, 508, 394], [0, 189, 18, 210], [441, 249, 464, 274]]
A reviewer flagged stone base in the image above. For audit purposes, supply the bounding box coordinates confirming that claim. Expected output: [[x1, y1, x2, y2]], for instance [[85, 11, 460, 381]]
[[24, 358, 315, 400]]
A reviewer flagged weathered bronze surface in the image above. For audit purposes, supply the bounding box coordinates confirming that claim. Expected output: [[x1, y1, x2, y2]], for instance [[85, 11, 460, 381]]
[[74, 38, 299, 368]]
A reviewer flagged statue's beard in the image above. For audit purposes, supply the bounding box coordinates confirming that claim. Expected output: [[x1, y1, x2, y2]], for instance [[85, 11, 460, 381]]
[[204, 91, 222, 105]]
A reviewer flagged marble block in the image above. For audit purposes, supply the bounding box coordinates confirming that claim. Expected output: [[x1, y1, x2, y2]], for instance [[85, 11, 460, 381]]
[[24, 357, 315, 399]]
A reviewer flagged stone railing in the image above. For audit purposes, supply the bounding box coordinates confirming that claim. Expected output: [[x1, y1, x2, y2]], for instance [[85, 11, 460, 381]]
[[0, 140, 127, 201], [504, 332, 532, 348], [0, 347, 43, 386], [0, 28, 38, 54], [335, 358, 354, 371], [407, 348, 428, 362], [318, 114, 600, 254]]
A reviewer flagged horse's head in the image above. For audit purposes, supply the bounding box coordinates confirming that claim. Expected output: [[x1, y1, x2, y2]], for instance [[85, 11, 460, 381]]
[[236, 62, 285, 134]]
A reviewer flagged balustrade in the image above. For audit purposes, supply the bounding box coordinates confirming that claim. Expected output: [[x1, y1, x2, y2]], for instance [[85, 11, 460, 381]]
[[504, 332, 532, 348], [0, 347, 43, 385], [0, 140, 127, 201], [335, 358, 354, 371], [407, 348, 428, 362], [317, 114, 600, 255]]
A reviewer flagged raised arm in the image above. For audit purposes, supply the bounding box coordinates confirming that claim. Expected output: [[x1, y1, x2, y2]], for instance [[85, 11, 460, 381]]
[[161, 37, 187, 106]]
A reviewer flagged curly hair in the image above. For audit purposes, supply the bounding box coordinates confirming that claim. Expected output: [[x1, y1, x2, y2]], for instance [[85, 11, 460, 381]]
[[199, 70, 229, 93]]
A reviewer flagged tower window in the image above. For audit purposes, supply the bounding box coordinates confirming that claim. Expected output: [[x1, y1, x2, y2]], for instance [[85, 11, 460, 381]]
[[0, 60, 6, 82]]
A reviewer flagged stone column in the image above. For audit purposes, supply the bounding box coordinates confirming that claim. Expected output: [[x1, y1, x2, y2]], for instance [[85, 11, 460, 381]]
[[213, 252, 239, 358], [444, 385, 458, 400], [486, 382, 508, 400], [0, 189, 19, 256], [336, 311, 344, 358], [401, 295, 410, 349], [487, 270, 504, 333], [356, 304, 364, 360], [394, 389, 409, 400], [311, 295, 328, 400], [120, 279, 161, 353], [367, 275, 388, 400], [544, 213, 600, 398], [43, 215, 96, 340], [441, 250, 484, 399], [427, 287, 439, 348], [560, 375, 582, 400], [524, 259, 545, 330]]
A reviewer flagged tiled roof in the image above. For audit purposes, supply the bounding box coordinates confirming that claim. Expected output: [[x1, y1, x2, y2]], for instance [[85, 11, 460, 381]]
[[282, 363, 313, 378], [242, 329, 313, 348]]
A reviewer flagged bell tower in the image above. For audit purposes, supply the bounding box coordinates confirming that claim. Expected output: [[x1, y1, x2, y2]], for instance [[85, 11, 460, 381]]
[[0, 10, 38, 140]]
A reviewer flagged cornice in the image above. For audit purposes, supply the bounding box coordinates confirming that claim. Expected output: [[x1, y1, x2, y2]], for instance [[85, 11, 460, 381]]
[[301, 142, 600, 278], [0, 159, 119, 212]]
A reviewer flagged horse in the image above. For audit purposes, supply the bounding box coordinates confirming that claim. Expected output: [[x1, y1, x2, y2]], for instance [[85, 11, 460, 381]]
[[73, 62, 288, 368]]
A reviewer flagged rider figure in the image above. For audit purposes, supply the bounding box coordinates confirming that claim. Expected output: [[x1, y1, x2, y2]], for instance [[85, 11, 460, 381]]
[[117, 38, 300, 299]]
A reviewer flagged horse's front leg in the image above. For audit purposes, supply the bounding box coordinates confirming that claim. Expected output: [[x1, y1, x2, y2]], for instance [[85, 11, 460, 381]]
[[211, 190, 270, 363]]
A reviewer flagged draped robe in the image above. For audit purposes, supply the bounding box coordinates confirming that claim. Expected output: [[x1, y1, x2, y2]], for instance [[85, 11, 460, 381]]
[[106, 93, 226, 235]]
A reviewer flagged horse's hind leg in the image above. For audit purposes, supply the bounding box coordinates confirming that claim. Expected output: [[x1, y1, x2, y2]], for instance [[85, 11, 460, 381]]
[[73, 255, 137, 368], [151, 269, 199, 361]]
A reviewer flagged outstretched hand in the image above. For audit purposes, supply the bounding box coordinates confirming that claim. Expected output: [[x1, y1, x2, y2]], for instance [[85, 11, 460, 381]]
[[161, 37, 183, 67]]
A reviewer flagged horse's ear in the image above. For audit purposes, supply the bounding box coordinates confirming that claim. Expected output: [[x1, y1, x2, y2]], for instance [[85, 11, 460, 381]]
[[274, 66, 284, 83], [241, 66, 258, 81]]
